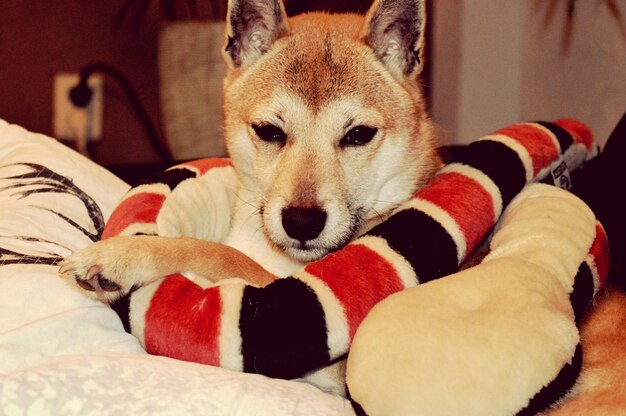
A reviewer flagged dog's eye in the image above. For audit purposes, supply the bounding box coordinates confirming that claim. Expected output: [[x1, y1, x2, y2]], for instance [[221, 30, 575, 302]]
[[340, 126, 377, 147], [252, 124, 287, 146]]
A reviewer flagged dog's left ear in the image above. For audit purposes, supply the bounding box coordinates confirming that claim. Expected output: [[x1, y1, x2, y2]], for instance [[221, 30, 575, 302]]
[[362, 0, 427, 79], [223, 0, 290, 69]]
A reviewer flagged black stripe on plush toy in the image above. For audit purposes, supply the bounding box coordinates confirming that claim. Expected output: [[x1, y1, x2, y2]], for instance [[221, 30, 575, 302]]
[[536, 121, 574, 153], [569, 262, 596, 326], [134, 167, 197, 190], [110, 292, 133, 333], [515, 344, 583, 416], [109, 285, 142, 334], [451, 140, 527, 207], [367, 209, 458, 282], [348, 396, 368, 416], [239, 277, 330, 379]]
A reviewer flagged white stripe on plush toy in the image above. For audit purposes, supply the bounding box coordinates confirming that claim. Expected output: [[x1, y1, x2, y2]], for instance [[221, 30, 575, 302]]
[[294, 270, 350, 359], [129, 278, 166, 346], [218, 281, 246, 371]]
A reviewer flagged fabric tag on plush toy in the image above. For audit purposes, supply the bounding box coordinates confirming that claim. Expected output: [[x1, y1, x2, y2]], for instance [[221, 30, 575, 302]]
[[551, 161, 571, 190]]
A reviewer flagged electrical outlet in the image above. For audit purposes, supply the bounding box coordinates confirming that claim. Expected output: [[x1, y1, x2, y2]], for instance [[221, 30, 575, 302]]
[[53, 73, 103, 141]]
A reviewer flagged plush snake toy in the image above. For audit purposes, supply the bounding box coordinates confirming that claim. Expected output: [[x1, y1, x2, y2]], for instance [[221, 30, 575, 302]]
[[100, 119, 608, 415]]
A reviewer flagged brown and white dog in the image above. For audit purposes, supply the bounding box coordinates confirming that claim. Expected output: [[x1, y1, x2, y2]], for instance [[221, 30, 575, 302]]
[[59, 0, 439, 316]]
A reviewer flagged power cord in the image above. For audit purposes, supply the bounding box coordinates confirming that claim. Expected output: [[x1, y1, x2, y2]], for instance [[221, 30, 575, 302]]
[[69, 62, 174, 163]]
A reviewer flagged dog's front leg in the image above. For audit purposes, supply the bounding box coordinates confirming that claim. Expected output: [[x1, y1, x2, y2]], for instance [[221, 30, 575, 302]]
[[59, 236, 276, 303]]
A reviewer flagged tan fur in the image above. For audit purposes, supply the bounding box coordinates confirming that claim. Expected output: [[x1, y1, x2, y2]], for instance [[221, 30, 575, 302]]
[[544, 287, 626, 415]]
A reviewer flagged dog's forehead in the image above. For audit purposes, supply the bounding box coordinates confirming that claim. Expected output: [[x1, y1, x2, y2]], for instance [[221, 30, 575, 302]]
[[224, 13, 415, 125], [276, 32, 388, 111], [281, 37, 348, 105]]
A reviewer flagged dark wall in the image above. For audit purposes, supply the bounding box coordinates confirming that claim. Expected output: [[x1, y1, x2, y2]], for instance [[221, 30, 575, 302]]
[[0, 1, 164, 165]]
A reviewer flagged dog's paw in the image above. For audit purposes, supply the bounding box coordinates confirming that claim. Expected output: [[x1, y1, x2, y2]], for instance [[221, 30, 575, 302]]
[[59, 261, 122, 303], [58, 237, 159, 304]]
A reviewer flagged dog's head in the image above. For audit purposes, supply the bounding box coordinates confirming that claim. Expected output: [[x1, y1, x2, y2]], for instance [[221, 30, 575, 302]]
[[222, 0, 439, 262]]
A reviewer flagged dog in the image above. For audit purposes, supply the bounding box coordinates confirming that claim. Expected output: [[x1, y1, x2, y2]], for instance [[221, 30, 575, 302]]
[[60, 0, 439, 298], [59, 0, 439, 391]]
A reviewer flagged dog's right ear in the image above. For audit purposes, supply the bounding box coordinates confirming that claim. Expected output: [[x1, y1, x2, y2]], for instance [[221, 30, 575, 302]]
[[362, 0, 427, 79], [223, 0, 290, 69]]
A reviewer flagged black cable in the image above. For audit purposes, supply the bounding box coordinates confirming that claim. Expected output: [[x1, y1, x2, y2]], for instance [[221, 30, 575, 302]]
[[70, 62, 174, 163]]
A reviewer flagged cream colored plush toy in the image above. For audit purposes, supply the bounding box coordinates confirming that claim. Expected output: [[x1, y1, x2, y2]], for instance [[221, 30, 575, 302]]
[[347, 183, 607, 415]]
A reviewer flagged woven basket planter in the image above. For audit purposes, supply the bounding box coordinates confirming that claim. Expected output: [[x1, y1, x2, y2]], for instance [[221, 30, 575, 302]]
[[158, 21, 227, 160]]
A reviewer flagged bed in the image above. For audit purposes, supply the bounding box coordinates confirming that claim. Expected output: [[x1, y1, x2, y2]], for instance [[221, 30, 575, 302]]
[[0, 119, 355, 415]]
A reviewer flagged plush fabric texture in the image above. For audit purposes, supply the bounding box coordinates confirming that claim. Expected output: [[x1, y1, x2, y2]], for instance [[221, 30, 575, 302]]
[[102, 118, 608, 412]]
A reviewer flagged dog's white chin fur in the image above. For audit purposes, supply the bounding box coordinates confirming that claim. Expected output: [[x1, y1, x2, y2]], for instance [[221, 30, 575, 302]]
[[281, 246, 331, 263], [277, 239, 345, 263], [265, 225, 354, 263]]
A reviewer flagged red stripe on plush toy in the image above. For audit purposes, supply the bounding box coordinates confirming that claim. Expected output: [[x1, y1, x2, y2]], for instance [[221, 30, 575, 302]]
[[101, 193, 166, 239], [556, 119, 594, 150], [588, 222, 610, 289], [179, 158, 232, 175], [495, 124, 560, 177], [144, 274, 222, 366], [304, 243, 404, 339], [415, 171, 495, 257]]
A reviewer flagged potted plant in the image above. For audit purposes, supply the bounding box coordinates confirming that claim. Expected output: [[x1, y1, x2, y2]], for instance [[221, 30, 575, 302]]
[[116, 0, 229, 159]]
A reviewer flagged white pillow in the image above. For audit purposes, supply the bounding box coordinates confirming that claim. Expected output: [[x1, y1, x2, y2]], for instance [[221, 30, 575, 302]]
[[0, 119, 142, 372]]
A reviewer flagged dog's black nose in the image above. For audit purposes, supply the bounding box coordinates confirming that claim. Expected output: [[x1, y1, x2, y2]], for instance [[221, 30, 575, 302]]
[[282, 206, 327, 243]]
